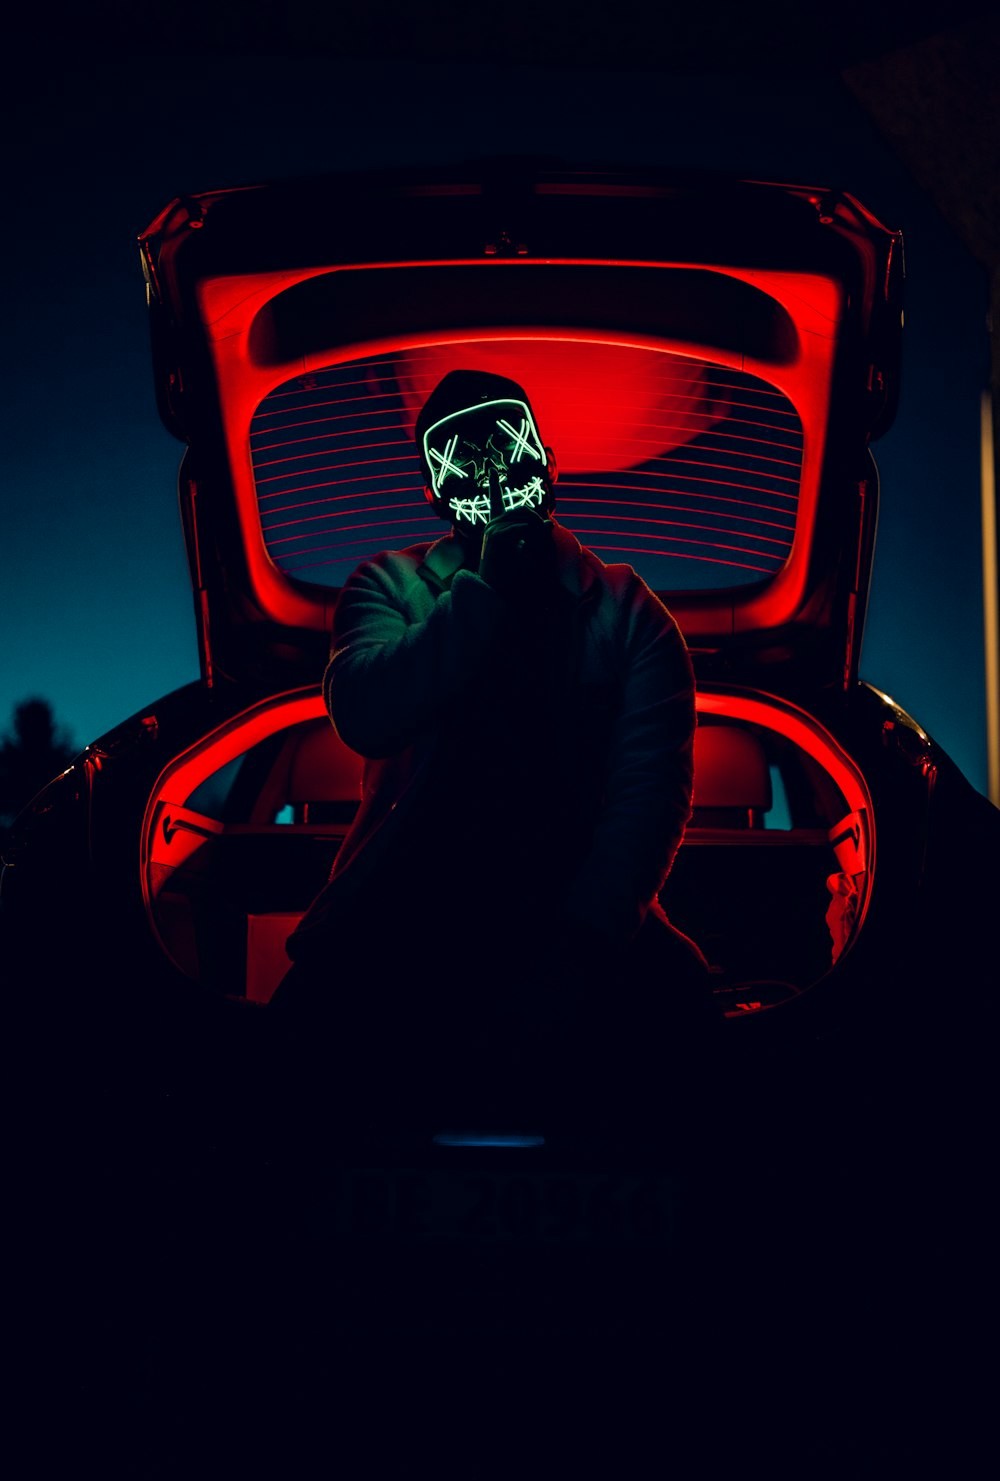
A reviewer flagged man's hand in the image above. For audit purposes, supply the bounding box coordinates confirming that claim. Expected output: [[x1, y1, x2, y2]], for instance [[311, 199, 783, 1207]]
[[478, 467, 556, 603]]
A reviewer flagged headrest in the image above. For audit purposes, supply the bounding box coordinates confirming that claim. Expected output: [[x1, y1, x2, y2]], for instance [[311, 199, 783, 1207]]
[[284, 723, 363, 803], [692, 725, 772, 812]]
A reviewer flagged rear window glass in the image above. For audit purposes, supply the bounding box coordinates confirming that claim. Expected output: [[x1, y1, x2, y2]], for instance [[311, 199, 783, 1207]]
[[250, 343, 802, 591]]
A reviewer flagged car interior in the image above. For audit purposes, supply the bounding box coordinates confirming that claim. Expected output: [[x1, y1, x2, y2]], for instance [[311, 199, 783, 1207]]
[[135, 178, 892, 1028], [143, 695, 873, 1015]]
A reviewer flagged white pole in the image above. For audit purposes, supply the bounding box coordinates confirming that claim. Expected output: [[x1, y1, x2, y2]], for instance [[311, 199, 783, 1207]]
[[981, 386, 1000, 805]]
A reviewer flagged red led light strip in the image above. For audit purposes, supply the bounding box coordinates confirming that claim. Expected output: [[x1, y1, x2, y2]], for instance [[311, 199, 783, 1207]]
[[564, 496, 794, 530], [141, 686, 873, 987], [265, 510, 433, 544], [254, 453, 416, 487], [565, 512, 792, 547], [580, 546, 773, 573]]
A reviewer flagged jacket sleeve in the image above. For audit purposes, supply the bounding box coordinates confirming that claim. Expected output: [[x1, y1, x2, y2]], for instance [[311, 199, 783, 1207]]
[[558, 577, 696, 947], [324, 557, 509, 758]]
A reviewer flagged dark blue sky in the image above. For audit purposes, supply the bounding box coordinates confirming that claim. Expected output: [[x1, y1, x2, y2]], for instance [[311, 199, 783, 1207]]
[[4, 40, 991, 794]]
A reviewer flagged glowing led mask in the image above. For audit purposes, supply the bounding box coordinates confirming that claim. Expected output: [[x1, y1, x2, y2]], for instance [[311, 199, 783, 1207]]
[[422, 398, 550, 530]]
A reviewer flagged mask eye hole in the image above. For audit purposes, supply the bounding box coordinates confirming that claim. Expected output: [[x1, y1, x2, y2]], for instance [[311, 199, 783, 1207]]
[[496, 416, 542, 468], [428, 433, 465, 487]]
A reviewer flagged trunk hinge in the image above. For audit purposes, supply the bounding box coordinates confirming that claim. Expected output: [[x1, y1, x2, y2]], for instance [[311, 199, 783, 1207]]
[[842, 477, 868, 692], [185, 473, 214, 690]]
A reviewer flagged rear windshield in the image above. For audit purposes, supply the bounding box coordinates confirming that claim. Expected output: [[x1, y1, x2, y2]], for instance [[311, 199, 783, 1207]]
[[250, 343, 802, 591]]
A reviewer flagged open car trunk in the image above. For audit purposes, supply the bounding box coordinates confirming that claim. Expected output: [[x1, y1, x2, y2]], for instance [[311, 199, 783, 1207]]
[[130, 166, 898, 1026], [142, 685, 873, 1015], [141, 167, 902, 698]]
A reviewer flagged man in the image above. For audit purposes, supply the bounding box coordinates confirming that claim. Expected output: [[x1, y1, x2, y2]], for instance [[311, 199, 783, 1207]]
[[270, 369, 712, 1127]]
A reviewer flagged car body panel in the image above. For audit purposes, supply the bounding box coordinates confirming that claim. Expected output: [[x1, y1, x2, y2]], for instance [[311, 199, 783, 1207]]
[[134, 683, 877, 1006], [140, 165, 902, 696]]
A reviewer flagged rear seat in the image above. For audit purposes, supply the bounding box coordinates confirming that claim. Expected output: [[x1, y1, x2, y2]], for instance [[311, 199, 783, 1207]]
[[689, 723, 773, 830], [244, 721, 362, 1000], [274, 721, 363, 824], [242, 719, 838, 1002], [662, 724, 835, 995]]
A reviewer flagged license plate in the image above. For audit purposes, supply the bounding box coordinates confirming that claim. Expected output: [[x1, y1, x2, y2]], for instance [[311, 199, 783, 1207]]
[[315, 1167, 682, 1246]]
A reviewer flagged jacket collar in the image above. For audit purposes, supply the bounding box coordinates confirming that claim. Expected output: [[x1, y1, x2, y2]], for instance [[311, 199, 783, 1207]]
[[419, 519, 598, 600]]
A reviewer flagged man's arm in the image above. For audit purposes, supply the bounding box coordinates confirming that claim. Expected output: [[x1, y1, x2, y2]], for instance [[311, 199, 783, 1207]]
[[324, 554, 509, 759], [558, 578, 696, 948]]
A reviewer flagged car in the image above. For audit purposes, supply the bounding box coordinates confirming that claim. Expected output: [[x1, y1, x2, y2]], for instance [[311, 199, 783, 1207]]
[[6, 161, 998, 1338]]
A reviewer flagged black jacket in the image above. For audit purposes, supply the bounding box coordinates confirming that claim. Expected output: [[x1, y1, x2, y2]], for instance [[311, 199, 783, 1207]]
[[287, 521, 696, 959]]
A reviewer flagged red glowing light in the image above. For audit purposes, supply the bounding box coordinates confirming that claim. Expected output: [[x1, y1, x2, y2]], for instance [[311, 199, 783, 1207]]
[[566, 497, 795, 533], [141, 684, 874, 986], [193, 261, 839, 633]]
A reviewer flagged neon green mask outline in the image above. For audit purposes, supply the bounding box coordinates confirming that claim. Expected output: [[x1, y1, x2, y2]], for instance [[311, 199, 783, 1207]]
[[446, 474, 547, 527], [427, 432, 468, 487], [496, 417, 543, 464], [503, 475, 547, 511], [447, 492, 492, 526], [423, 398, 546, 501]]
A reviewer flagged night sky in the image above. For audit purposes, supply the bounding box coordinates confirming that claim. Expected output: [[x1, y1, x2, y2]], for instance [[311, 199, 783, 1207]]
[[4, 31, 992, 795]]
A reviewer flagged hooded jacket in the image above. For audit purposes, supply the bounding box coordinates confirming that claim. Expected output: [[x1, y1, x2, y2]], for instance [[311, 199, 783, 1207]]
[[286, 521, 696, 959]]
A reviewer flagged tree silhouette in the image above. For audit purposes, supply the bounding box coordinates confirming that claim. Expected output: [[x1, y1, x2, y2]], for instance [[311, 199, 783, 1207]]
[[0, 698, 77, 832]]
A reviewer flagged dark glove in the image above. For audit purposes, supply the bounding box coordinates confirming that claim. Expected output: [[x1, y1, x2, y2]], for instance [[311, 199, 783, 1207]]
[[478, 467, 556, 604]]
